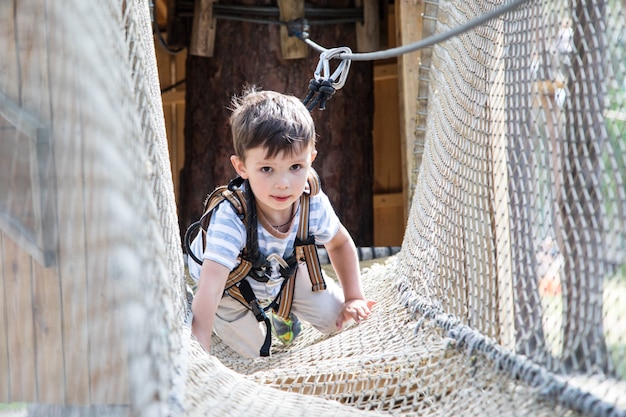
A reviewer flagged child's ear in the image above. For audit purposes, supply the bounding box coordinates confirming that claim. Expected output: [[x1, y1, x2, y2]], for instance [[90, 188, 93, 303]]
[[310, 149, 318, 163], [230, 155, 248, 178]]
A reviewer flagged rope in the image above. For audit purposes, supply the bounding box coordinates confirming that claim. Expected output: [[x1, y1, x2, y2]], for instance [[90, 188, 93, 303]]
[[149, 0, 185, 55], [302, 46, 352, 111], [298, 0, 532, 110], [396, 280, 626, 417], [174, 4, 363, 26], [299, 0, 532, 61]]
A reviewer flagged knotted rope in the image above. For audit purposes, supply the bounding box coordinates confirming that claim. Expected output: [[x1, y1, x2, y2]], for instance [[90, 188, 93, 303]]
[[302, 46, 352, 111]]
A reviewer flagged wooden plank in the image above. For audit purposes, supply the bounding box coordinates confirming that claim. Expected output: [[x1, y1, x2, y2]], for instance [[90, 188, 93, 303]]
[[2, 236, 38, 402], [31, 263, 65, 403], [19, 2, 51, 230], [156, 42, 187, 204], [161, 89, 185, 105], [16, 0, 51, 121], [387, 4, 397, 48], [0, 234, 10, 401], [0, 0, 18, 402], [82, 139, 129, 405], [174, 102, 186, 202], [395, 0, 424, 217], [355, 0, 380, 52], [0, 94, 57, 267], [189, 0, 217, 57], [373, 192, 404, 208], [374, 62, 397, 81], [372, 60, 404, 245], [373, 63, 402, 194], [45, 0, 91, 403], [155, 0, 168, 29], [155, 39, 173, 88], [277, 0, 307, 59], [0, 2, 19, 102], [174, 37, 188, 77], [17, 0, 65, 403], [373, 205, 406, 246], [173, 46, 186, 203]]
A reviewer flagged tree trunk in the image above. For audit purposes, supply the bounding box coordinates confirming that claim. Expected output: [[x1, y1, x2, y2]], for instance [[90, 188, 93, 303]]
[[179, 0, 373, 247]]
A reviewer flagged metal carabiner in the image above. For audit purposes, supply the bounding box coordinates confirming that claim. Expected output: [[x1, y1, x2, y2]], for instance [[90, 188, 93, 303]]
[[314, 46, 352, 90]]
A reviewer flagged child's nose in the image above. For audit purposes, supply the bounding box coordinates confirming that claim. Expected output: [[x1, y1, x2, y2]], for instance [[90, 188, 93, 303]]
[[275, 174, 289, 189]]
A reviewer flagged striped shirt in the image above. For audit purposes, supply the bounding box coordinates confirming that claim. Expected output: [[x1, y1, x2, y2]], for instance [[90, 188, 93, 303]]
[[188, 186, 340, 300]]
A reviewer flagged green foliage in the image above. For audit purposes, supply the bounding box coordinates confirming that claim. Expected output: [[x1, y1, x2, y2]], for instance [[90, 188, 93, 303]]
[[0, 403, 26, 411]]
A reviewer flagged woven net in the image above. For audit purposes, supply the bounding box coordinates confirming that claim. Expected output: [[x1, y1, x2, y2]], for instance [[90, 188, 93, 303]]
[[2, 0, 625, 416], [184, 0, 626, 414]]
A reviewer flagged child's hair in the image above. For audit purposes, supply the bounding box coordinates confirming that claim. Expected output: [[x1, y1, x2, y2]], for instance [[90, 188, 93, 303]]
[[229, 87, 316, 160]]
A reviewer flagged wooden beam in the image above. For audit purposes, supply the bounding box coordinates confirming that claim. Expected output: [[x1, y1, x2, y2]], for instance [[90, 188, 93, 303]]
[[3, 237, 38, 402], [155, 0, 168, 29], [395, 0, 424, 216], [190, 0, 217, 57], [355, 0, 379, 52], [277, 0, 307, 59], [373, 192, 404, 209], [161, 89, 185, 105]]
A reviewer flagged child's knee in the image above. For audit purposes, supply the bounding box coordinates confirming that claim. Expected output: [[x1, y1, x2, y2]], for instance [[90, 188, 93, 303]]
[[214, 298, 267, 358]]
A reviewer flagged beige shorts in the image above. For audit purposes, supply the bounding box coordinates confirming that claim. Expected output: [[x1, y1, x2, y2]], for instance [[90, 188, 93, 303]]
[[213, 263, 345, 358]]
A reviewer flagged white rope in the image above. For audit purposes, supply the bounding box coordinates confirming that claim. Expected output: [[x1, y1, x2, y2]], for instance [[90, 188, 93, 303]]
[[301, 0, 532, 61]]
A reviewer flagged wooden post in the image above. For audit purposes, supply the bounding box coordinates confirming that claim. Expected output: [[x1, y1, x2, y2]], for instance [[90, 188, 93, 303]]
[[190, 0, 217, 57], [277, 0, 307, 59], [355, 0, 379, 52], [396, 0, 424, 216]]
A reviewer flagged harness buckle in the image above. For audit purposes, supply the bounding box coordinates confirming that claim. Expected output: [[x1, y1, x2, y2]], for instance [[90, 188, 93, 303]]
[[251, 266, 271, 283], [248, 299, 268, 323]]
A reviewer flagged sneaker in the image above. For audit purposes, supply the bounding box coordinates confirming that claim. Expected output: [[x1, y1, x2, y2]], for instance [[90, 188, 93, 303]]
[[271, 312, 302, 345]]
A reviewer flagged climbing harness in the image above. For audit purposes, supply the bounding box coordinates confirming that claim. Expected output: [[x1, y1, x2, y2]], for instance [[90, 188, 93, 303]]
[[184, 170, 326, 356]]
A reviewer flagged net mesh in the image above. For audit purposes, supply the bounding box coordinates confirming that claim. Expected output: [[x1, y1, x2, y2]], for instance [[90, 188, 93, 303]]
[[186, 0, 626, 413], [2, 0, 625, 416]]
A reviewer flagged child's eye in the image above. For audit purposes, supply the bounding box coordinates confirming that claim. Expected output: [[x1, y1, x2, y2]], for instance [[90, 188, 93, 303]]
[[290, 164, 302, 171], [261, 167, 272, 173]]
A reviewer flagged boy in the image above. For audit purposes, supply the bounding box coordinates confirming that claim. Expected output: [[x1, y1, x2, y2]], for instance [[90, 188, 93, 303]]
[[189, 88, 375, 358]]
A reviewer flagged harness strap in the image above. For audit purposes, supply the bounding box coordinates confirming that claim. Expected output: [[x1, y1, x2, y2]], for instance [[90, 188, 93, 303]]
[[296, 238, 326, 292], [271, 193, 326, 321], [200, 182, 247, 251], [224, 259, 253, 290], [306, 169, 321, 196], [296, 193, 326, 292], [237, 279, 272, 357], [273, 268, 297, 319]]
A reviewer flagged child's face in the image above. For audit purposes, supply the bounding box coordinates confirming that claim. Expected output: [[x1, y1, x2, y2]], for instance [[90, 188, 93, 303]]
[[230, 144, 318, 217]]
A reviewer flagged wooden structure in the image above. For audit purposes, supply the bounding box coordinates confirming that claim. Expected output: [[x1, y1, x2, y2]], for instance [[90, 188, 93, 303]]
[[0, 0, 425, 408], [0, 1, 167, 408], [156, 0, 425, 247], [0, 3, 130, 406]]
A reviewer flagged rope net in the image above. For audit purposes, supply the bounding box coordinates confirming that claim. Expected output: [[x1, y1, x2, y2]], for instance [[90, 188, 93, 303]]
[[2, 0, 625, 416], [185, 0, 626, 414]]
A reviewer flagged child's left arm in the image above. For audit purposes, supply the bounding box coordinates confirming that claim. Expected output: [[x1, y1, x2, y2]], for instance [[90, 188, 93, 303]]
[[324, 225, 376, 328]]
